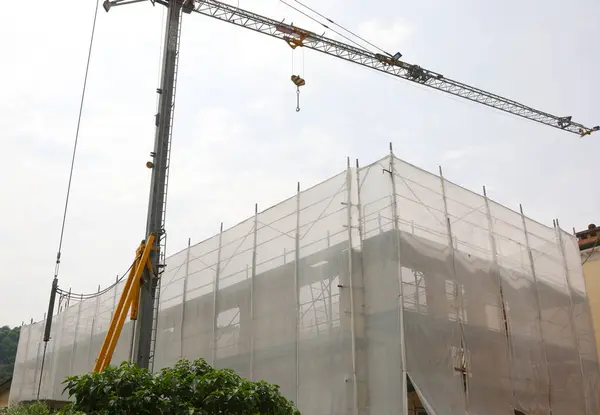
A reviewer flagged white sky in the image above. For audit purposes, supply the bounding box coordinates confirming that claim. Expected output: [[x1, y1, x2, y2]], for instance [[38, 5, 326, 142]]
[[1, 0, 598, 327]]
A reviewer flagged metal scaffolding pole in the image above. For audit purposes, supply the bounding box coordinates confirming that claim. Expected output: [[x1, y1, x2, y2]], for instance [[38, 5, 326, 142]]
[[388, 145, 409, 415], [345, 158, 359, 415], [180, 238, 191, 358], [87, 286, 101, 366], [212, 223, 224, 366], [294, 182, 301, 404], [482, 185, 515, 406], [439, 166, 470, 411], [555, 220, 589, 415], [69, 297, 84, 376], [18, 323, 28, 402], [32, 317, 45, 401], [326, 231, 332, 336], [519, 204, 552, 411], [250, 204, 258, 380]]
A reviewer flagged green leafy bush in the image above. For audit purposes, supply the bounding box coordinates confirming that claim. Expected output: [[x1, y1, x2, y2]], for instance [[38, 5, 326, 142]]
[[62, 358, 300, 414], [4, 402, 50, 415], [0, 325, 21, 383]]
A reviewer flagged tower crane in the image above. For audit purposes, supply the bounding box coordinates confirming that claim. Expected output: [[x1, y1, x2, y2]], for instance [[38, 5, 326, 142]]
[[90, 0, 598, 372], [190, 0, 598, 136]]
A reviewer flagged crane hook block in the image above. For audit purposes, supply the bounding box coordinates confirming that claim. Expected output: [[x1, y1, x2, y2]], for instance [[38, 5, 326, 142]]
[[291, 75, 306, 87], [291, 75, 305, 112]]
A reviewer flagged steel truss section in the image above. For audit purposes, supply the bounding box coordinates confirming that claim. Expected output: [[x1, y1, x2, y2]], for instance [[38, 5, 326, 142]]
[[180, 0, 596, 136]]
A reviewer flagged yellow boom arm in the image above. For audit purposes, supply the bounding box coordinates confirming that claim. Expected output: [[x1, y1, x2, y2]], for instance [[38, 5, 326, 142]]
[[93, 233, 156, 372]]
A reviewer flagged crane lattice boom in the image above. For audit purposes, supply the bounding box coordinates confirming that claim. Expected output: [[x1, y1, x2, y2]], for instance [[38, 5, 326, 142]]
[[156, 0, 597, 136]]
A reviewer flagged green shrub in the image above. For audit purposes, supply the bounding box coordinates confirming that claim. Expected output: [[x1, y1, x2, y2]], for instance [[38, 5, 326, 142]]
[[5, 402, 50, 415], [63, 358, 300, 414]]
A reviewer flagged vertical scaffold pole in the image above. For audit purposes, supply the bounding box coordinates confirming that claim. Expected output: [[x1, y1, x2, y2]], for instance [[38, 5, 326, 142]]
[[439, 166, 470, 411], [250, 204, 258, 379], [212, 223, 224, 366], [388, 144, 408, 415], [18, 323, 28, 403], [69, 296, 84, 376], [294, 182, 301, 404], [87, 286, 101, 366], [33, 316, 45, 401], [345, 157, 359, 415], [482, 185, 515, 406], [355, 159, 364, 251], [519, 204, 552, 411], [180, 238, 191, 358], [555, 219, 589, 415]]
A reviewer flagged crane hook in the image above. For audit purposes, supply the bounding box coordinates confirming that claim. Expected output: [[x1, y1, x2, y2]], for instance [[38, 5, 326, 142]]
[[291, 75, 305, 113]]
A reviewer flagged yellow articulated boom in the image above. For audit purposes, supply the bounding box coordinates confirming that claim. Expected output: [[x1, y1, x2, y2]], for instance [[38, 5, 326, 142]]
[[93, 233, 156, 372]]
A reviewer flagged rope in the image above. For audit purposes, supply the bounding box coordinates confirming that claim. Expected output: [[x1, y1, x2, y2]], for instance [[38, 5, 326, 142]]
[[53, 0, 101, 282], [38, 0, 100, 401]]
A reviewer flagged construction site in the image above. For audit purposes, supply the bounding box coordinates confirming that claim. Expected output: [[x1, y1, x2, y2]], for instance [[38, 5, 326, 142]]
[[10, 151, 599, 414], [6, 0, 600, 414]]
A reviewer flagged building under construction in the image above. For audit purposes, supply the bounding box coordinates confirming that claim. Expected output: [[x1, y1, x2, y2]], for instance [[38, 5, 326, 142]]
[[9, 152, 599, 415]]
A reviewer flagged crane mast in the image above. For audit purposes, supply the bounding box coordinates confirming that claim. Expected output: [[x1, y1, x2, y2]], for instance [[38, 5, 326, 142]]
[[98, 0, 596, 371], [133, 0, 180, 370]]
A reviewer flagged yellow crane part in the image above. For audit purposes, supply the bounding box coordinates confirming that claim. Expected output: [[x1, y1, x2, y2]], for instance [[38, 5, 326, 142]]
[[93, 233, 156, 372], [291, 75, 305, 112], [276, 25, 311, 49], [291, 75, 305, 87]]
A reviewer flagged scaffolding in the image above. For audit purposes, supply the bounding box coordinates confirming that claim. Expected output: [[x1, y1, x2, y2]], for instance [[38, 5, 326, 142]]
[[9, 151, 599, 415]]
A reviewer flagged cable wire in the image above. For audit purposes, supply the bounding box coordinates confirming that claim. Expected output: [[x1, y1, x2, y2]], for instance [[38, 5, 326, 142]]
[[55, 260, 135, 300], [38, 0, 100, 401], [279, 0, 371, 53], [52, 0, 101, 283], [290, 0, 393, 57]]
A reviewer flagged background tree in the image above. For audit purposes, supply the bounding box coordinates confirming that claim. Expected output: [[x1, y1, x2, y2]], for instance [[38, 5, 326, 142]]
[[63, 358, 300, 415], [0, 326, 20, 383]]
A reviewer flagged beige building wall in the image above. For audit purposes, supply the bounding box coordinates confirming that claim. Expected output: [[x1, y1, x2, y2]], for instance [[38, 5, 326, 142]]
[[582, 248, 600, 365]]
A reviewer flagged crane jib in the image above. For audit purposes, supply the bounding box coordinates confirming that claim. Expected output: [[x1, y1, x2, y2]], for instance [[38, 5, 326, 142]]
[[190, 0, 598, 136]]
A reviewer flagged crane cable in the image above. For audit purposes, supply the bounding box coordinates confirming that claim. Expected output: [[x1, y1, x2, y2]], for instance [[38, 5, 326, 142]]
[[53, 0, 100, 284], [37, 0, 100, 401], [279, 0, 372, 53], [289, 0, 393, 58]]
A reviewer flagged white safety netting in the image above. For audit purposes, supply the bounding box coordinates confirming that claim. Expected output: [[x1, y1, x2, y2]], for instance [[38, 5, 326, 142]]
[[10, 154, 598, 415]]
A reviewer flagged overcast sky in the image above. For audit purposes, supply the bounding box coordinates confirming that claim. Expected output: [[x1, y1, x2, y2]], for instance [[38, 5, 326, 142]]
[[1, 0, 598, 327]]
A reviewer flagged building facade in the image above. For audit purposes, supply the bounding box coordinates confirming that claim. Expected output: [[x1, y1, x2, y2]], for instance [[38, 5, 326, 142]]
[[578, 225, 600, 368], [10, 153, 599, 414]]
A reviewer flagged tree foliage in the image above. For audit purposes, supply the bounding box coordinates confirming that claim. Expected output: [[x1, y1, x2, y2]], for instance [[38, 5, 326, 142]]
[[0, 325, 20, 383], [62, 358, 300, 415]]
